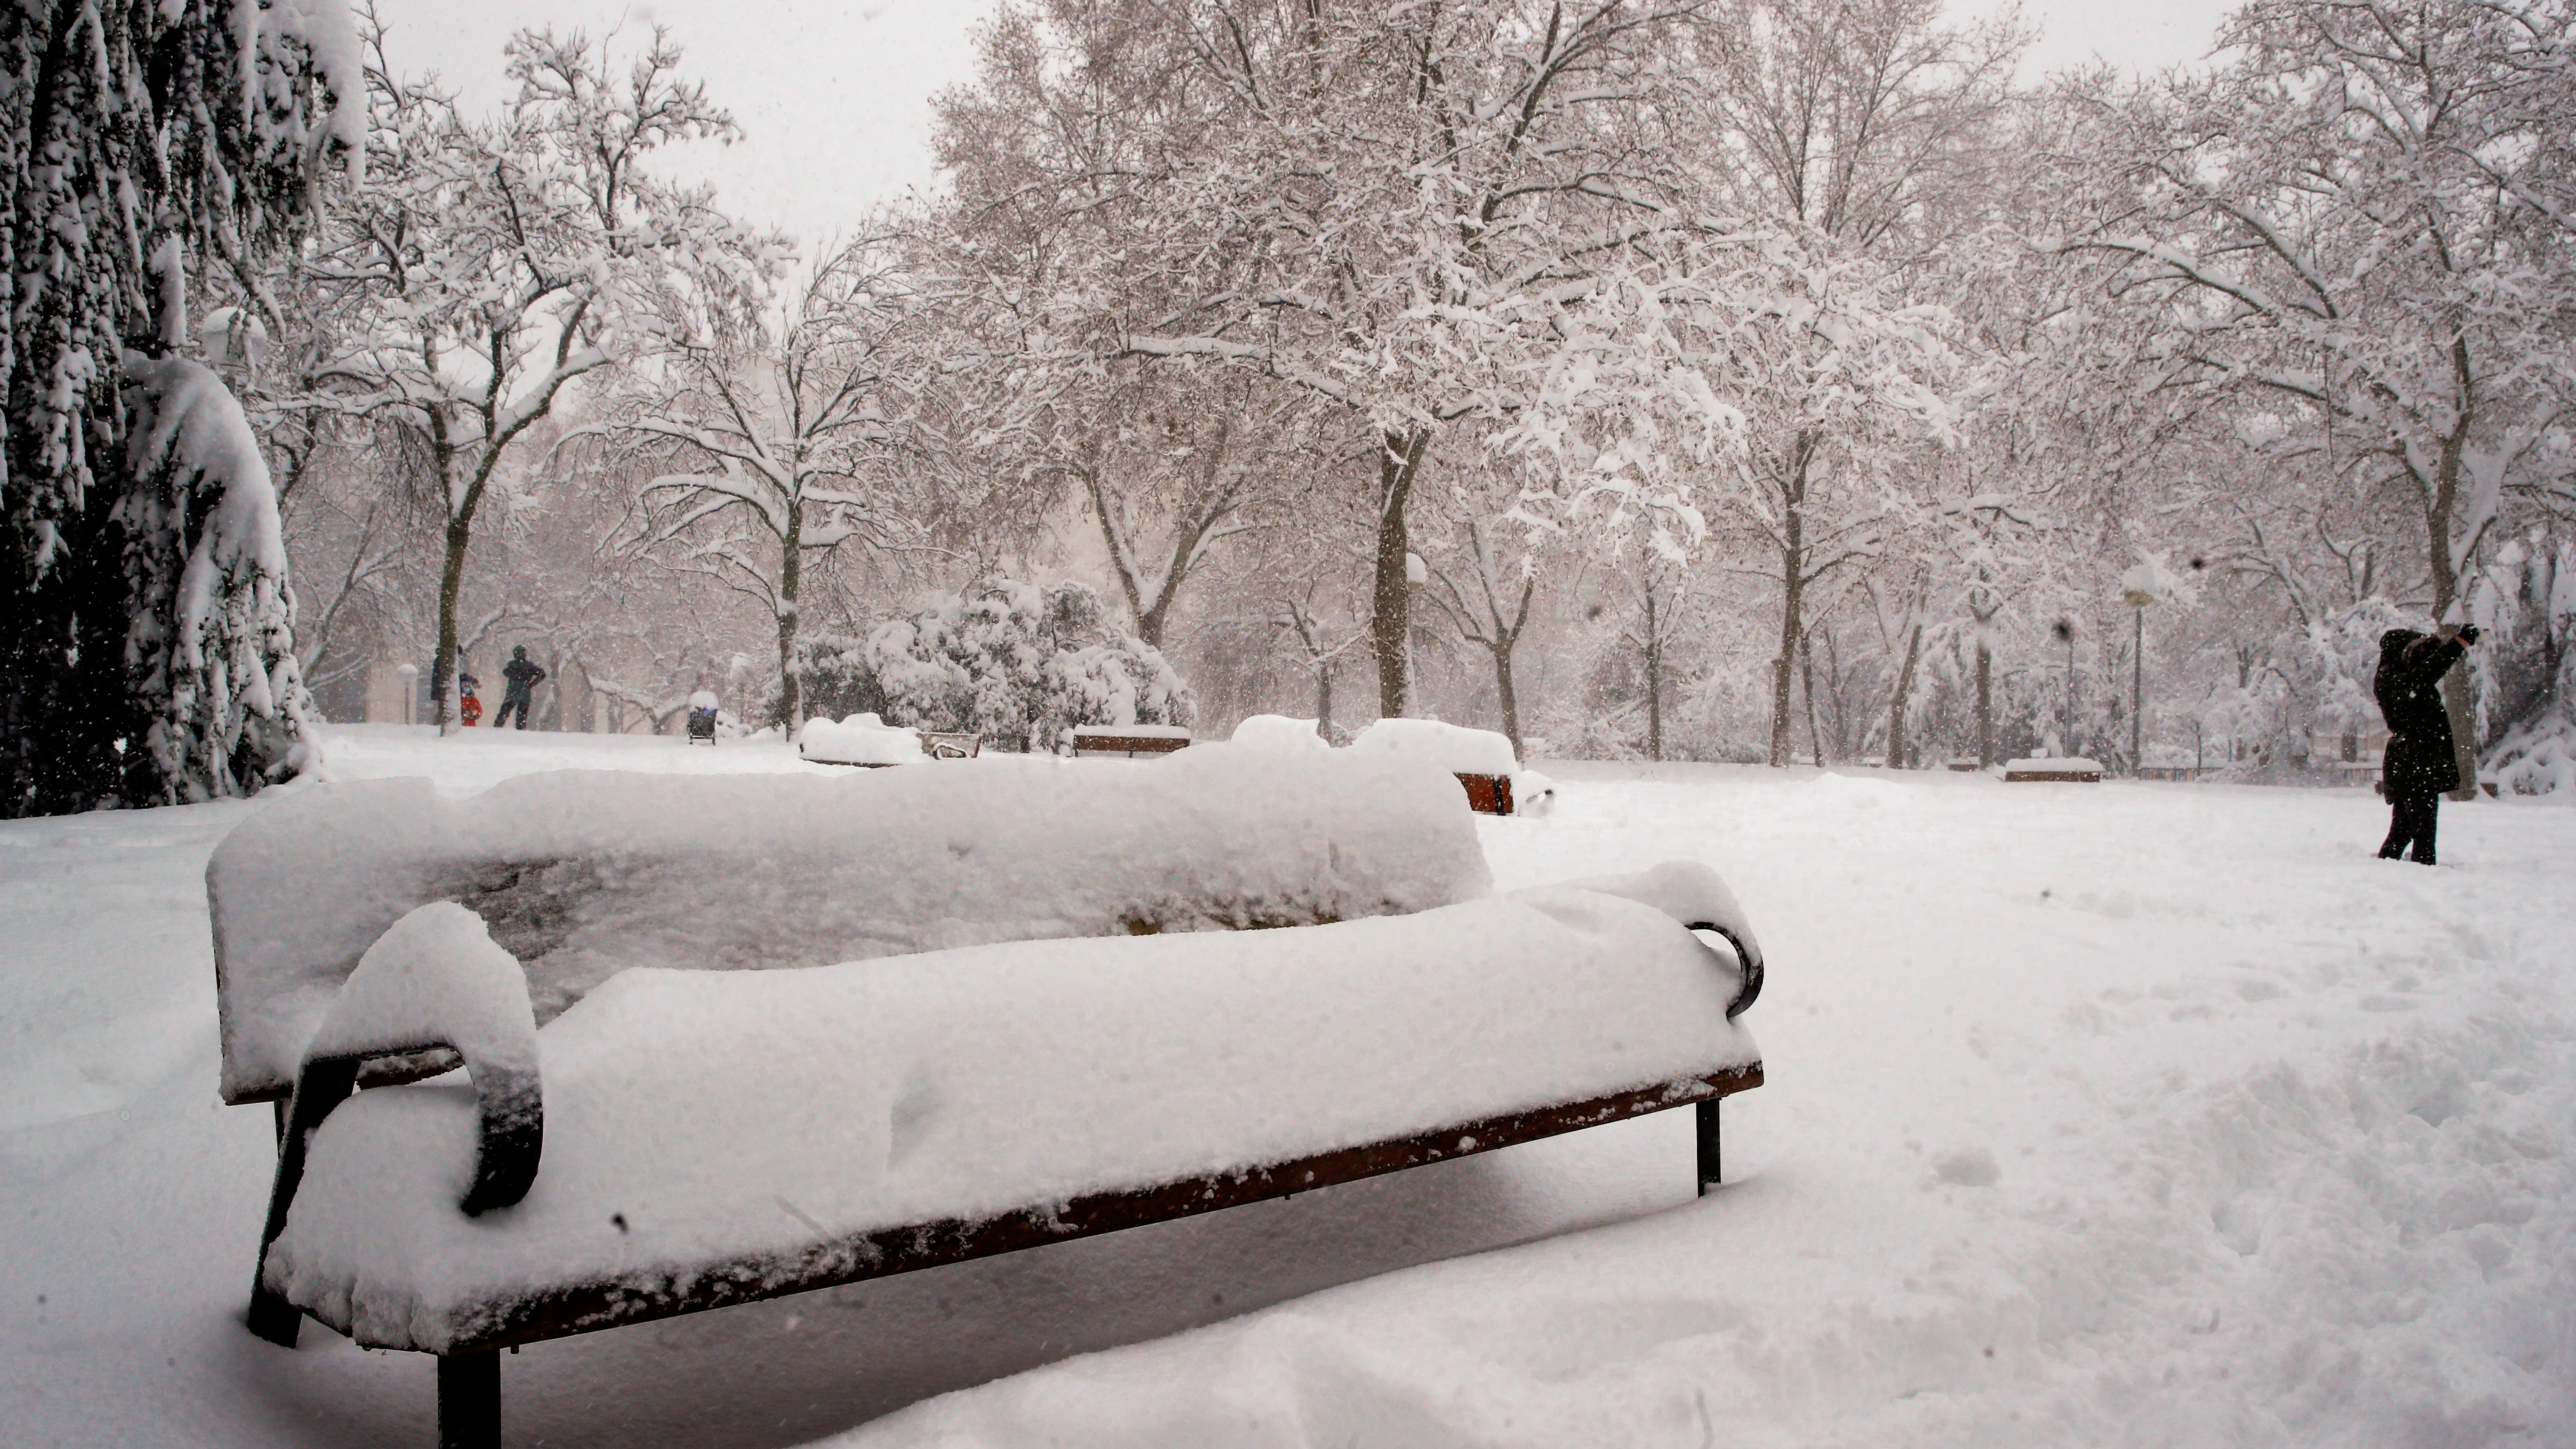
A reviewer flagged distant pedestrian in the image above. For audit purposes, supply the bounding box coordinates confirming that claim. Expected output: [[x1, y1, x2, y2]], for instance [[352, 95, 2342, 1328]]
[[492, 645, 547, 730], [458, 672, 483, 728], [2375, 624, 2478, 864]]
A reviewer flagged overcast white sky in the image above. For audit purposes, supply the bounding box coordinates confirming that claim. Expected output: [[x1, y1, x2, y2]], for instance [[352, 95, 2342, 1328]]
[[379, 0, 2242, 249]]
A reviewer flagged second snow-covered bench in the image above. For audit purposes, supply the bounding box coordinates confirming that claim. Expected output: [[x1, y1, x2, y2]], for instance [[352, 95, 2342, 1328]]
[[213, 749, 1763, 1448]]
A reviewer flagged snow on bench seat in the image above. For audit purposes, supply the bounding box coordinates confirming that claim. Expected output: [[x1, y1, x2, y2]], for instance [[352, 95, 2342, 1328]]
[[794, 712, 927, 766], [261, 881, 1758, 1354], [2002, 757, 2104, 782], [211, 749, 1488, 1103]]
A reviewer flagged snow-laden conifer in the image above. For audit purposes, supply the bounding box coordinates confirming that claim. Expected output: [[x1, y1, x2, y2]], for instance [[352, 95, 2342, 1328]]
[[118, 354, 315, 801], [2, 0, 356, 815]]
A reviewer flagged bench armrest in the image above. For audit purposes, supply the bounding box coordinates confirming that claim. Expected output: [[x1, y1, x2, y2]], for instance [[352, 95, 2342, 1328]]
[[1566, 861, 1765, 1018], [250, 905, 542, 1345]]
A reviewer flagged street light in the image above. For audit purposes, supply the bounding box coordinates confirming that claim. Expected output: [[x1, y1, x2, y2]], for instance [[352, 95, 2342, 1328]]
[[2121, 570, 2157, 775], [395, 662, 419, 727], [2051, 618, 2076, 755]]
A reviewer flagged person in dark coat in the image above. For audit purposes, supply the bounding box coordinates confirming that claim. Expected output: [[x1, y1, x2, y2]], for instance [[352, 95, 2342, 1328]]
[[492, 645, 547, 730], [2374, 623, 2477, 863]]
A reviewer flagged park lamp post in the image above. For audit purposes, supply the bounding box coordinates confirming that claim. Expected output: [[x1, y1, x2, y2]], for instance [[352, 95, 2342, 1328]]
[[395, 662, 419, 727], [2120, 573, 2157, 775], [2050, 618, 2077, 755]]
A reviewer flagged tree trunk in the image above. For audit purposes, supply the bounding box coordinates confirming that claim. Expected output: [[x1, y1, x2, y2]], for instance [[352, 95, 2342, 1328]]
[[1975, 633, 1995, 768], [2423, 388, 2480, 801], [776, 502, 805, 731], [1370, 428, 1430, 720], [1801, 628, 1826, 766], [1768, 509, 1804, 767], [1315, 660, 1333, 741], [2129, 606, 2143, 774], [1887, 620, 1922, 771], [1767, 439, 1811, 768], [431, 514, 471, 734], [1491, 642, 1521, 761], [1644, 584, 1664, 762]]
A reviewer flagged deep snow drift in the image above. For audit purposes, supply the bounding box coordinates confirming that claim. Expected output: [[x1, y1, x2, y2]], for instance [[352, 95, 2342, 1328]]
[[4, 725, 2571, 1449]]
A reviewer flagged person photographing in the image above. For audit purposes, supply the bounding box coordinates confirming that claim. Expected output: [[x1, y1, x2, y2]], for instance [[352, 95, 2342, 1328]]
[[2375, 623, 2478, 864]]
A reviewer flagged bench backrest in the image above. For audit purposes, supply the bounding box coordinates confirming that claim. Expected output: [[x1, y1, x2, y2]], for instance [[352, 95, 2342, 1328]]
[[209, 747, 1489, 1103]]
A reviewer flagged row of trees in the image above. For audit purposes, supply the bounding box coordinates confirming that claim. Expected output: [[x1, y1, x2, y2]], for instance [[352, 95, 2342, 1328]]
[[8, 0, 2570, 816]]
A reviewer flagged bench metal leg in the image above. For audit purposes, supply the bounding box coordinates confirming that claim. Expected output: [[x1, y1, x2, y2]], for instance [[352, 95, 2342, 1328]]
[[1696, 1098, 1722, 1196], [247, 1287, 301, 1347], [438, 1351, 500, 1449]]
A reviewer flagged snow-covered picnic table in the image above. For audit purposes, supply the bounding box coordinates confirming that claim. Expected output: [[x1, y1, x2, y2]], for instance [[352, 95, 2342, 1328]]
[[210, 747, 1763, 1448]]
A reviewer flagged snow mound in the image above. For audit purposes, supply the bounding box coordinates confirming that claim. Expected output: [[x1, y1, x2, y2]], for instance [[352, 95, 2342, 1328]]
[[209, 750, 1492, 1103], [260, 884, 1757, 1352], [1810, 771, 1908, 806], [797, 713, 926, 766], [1227, 715, 1331, 752], [304, 904, 536, 1075], [1512, 770, 1557, 816], [1352, 718, 1518, 775]]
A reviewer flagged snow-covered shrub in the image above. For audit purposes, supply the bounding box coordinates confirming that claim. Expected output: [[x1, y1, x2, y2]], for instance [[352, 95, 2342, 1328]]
[[2469, 532, 2574, 798], [116, 356, 317, 803], [2486, 723, 2575, 799], [770, 635, 888, 726], [864, 580, 1191, 750]]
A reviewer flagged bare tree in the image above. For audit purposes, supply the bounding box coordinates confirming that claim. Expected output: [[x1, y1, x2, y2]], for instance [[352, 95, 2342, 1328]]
[[308, 21, 746, 731], [619, 236, 932, 728]]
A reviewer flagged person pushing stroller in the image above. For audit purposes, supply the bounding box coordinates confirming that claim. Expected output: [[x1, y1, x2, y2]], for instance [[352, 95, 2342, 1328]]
[[2375, 622, 2478, 865], [492, 645, 547, 730]]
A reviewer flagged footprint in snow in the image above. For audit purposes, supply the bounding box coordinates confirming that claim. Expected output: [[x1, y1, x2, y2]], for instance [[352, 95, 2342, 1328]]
[[1929, 1147, 2001, 1188]]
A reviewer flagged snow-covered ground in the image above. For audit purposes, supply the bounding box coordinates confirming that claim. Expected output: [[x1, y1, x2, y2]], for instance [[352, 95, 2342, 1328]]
[[5, 726, 2571, 1448]]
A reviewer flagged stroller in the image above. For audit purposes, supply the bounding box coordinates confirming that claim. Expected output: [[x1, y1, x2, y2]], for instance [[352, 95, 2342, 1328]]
[[685, 690, 721, 745]]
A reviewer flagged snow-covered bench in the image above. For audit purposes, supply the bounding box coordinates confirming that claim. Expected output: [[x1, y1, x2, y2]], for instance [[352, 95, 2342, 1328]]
[[210, 749, 1763, 1448], [1351, 716, 1554, 816], [1071, 723, 1193, 757], [2003, 757, 2104, 782]]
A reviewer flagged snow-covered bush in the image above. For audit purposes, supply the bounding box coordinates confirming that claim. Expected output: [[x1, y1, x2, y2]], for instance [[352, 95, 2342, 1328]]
[[116, 357, 318, 803], [770, 635, 888, 726], [864, 580, 1191, 750], [2470, 533, 2574, 798]]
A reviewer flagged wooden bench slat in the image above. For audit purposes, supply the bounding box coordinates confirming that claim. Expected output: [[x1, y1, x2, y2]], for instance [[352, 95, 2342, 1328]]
[[413, 1065, 1759, 1354]]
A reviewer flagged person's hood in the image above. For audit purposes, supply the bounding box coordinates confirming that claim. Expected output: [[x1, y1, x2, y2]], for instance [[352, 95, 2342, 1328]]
[[2379, 628, 2423, 660]]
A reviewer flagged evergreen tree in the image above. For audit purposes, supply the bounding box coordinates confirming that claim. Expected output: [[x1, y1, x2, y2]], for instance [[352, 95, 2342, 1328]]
[[2, 0, 357, 815]]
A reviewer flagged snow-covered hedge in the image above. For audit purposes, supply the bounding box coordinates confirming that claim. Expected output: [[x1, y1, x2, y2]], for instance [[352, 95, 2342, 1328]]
[[863, 580, 1189, 750]]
